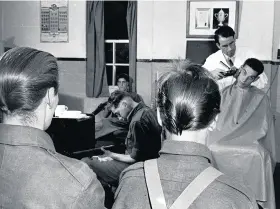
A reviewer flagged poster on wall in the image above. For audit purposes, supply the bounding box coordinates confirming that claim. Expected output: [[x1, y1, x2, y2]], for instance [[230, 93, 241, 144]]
[[187, 0, 239, 38], [40, 0, 68, 43]]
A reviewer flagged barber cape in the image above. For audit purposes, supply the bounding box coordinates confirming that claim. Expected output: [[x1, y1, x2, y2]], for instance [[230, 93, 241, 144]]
[[202, 48, 268, 90], [208, 84, 276, 209]]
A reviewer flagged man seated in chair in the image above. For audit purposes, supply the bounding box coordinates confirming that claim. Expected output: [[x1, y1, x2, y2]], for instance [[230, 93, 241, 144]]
[[95, 73, 143, 148], [83, 90, 162, 187], [208, 58, 276, 209]]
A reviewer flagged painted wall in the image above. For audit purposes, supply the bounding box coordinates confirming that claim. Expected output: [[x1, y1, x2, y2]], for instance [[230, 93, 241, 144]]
[[137, 1, 275, 61], [272, 1, 280, 61], [137, 1, 187, 59], [1, 1, 86, 58], [0, 1, 2, 41], [237, 1, 274, 60]]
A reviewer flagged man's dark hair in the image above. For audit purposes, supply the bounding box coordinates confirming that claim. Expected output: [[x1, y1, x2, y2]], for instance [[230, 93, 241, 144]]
[[214, 26, 235, 45], [117, 73, 129, 82], [157, 60, 221, 135], [243, 58, 264, 76], [108, 90, 132, 108], [0, 47, 59, 117]]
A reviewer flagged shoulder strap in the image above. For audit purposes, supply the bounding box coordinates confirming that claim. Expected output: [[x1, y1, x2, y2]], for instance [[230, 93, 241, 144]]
[[144, 159, 168, 209], [144, 160, 223, 209], [170, 166, 222, 209]]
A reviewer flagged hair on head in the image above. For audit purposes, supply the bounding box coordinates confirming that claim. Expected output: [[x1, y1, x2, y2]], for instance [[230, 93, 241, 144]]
[[117, 73, 129, 82], [108, 90, 131, 108], [157, 60, 221, 135], [0, 47, 59, 119], [214, 25, 235, 44], [243, 58, 264, 76]]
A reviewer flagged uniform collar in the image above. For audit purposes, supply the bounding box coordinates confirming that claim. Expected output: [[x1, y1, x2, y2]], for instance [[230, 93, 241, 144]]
[[0, 124, 55, 151], [159, 140, 213, 163]]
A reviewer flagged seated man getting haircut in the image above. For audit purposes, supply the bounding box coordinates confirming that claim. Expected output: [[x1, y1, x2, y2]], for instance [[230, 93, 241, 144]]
[[95, 74, 143, 147], [208, 58, 276, 209], [83, 90, 161, 187], [112, 60, 259, 209], [203, 26, 268, 90]]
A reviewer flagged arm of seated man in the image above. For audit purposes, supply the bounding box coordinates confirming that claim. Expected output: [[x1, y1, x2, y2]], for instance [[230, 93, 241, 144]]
[[99, 147, 136, 164], [126, 120, 149, 161], [102, 120, 147, 163], [103, 104, 112, 118]]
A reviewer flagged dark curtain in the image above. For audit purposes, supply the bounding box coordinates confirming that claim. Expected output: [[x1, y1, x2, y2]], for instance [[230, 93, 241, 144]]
[[86, 1, 109, 97], [126, 1, 137, 92]]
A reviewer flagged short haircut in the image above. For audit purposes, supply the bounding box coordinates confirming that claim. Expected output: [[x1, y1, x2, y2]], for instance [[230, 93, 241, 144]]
[[214, 26, 235, 45], [108, 90, 132, 108], [243, 58, 264, 76], [0, 47, 59, 117], [117, 73, 129, 82], [157, 60, 221, 135]]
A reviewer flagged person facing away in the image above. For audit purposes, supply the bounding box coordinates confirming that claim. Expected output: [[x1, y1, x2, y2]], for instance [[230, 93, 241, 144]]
[[203, 25, 267, 90], [0, 47, 106, 209], [95, 73, 143, 140], [112, 60, 259, 209], [207, 58, 276, 209], [82, 90, 162, 187]]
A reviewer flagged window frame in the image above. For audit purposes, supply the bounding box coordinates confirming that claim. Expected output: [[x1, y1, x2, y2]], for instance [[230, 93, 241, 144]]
[[105, 39, 129, 86]]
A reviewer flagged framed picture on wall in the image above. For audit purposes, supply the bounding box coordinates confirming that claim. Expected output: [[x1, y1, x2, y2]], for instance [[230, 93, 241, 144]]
[[187, 0, 239, 38], [40, 0, 69, 43]]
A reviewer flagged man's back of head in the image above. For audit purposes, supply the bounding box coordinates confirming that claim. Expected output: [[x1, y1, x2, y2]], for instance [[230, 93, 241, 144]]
[[157, 60, 221, 135]]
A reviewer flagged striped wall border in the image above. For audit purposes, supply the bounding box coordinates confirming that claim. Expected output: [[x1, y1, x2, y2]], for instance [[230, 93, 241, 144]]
[[137, 59, 280, 65], [56, 58, 280, 65]]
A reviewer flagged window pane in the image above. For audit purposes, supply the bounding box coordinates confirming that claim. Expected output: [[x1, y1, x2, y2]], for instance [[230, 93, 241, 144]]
[[105, 43, 113, 63], [116, 43, 129, 64], [115, 66, 129, 85], [106, 66, 113, 85], [104, 1, 128, 39]]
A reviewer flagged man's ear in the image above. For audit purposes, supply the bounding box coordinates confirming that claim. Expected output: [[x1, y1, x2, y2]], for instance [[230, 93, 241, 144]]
[[216, 43, 221, 50], [208, 115, 218, 131], [157, 108, 162, 127], [45, 87, 56, 109]]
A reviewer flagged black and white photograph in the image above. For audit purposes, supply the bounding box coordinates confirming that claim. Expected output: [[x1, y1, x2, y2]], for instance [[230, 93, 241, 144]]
[[212, 8, 229, 29], [0, 1, 280, 209]]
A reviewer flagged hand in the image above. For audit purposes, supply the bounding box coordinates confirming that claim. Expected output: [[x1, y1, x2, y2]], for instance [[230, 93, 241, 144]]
[[91, 156, 113, 162], [211, 69, 226, 80], [231, 66, 240, 78], [100, 146, 113, 158]]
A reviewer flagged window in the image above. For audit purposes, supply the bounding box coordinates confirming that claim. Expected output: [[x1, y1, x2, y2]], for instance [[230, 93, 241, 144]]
[[104, 1, 129, 86], [105, 40, 129, 86]]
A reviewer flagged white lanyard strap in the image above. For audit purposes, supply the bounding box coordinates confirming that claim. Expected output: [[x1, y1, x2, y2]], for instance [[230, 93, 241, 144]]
[[170, 166, 223, 209], [144, 159, 168, 209], [144, 159, 223, 209]]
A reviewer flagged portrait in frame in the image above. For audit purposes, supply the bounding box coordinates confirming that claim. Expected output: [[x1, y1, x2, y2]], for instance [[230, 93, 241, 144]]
[[187, 0, 239, 38]]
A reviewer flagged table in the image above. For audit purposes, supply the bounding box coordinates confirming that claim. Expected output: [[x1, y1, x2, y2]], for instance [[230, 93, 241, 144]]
[[46, 116, 95, 157]]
